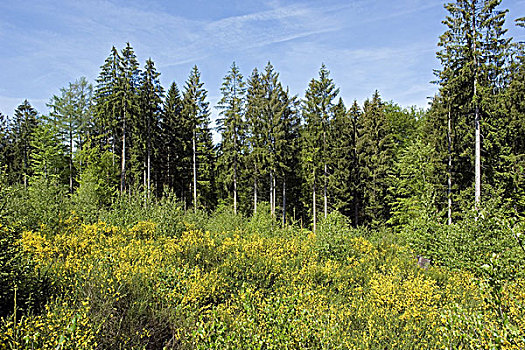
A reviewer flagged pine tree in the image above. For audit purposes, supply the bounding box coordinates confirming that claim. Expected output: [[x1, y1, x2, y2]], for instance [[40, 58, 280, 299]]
[[118, 43, 141, 194], [160, 82, 185, 197], [94, 46, 120, 155], [9, 100, 39, 187], [301, 64, 339, 231], [356, 91, 395, 226], [0, 113, 8, 169], [182, 66, 215, 211], [138, 58, 164, 199], [245, 68, 265, 214], [328, 98, 355, 219], [259, 62, 289, 217], [434, 0, 511, 215], [216, 62, 246, 214]]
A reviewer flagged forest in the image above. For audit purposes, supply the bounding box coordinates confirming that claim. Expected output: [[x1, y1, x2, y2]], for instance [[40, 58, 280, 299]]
[[1, 0, 525, 348]]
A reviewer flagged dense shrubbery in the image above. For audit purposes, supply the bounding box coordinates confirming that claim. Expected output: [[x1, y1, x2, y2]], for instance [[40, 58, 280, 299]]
[[0, 198, 523, 349]]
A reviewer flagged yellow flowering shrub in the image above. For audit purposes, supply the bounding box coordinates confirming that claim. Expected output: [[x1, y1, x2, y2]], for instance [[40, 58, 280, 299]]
[[0, 300, 95, 350], [1, 218, 523, 349]]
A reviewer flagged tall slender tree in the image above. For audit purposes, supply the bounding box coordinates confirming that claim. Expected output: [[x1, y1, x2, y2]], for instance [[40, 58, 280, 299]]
[[182, 66, 215, 211], [10, 100, 39, 187], [356, 91, 395, 226], [433, 0, 510, 216], [160, 82, 185, 197], [118, 43, 141, 194], [138, 58, 164, 199], [301, 64, 339, 231], [48, 77, 93, 193], [245, 68, 265, 214], [216, 62, 246, 214]]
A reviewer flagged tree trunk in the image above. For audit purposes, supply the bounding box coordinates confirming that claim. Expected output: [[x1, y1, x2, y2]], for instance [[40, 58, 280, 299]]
[[472, 1, 481, 214], [143, 163, 147, 202], [270, 171, 274, 217], [324, 162, 328, 219], [447, 105, 453, 225], [313, 168, 317, 233], [121, 112, 126, 195], [233, 160, 237, 214], [193, 130, 197, 213], [282, 179, 286, 225], [69, 120, 73, 194], [254, 173, 258, 215], [167, 148, 171, 190], [353, 119, 359, 226], [147, 144, 151, 200], [147, 119, 151, 200], [273, 173, 276, 217]]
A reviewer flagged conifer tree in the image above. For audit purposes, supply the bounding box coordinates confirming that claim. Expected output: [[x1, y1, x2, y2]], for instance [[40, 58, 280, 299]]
[[160, 82, 185, 196], [216, 62, 246, 214], [348, 101, 362, 225], [10, 100, 39, 187], [434, 0, 510, 215], [301, 64, 339, 231], [276, 88, 301, 225], [245, 68, 265, 214], [259, 62, 288, 217], [48, 77, 93, 193], [138, 58, 164, 199], [0, 113, 8, 169], [328, 98, 355, 219], [118, 43, 141, 194], [356, 91, 395, 226], [94, 46, 120, 155], [182, 66, 215, 210]]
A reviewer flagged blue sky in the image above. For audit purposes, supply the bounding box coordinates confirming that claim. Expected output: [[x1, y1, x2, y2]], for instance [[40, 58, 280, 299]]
[[1, 0, 524, 126]]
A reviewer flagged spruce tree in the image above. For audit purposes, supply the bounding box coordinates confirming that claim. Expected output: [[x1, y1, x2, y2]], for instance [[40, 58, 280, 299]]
[[182, 66, 215, 211], [434, 0, 510, 215], [328, 98, 355, 219], [160, 82, 185, 197], [10, 100, 39, 187], [348, 101, 362, 225], [138, 58, 164, 199], [94, 46, 120, 155], [118, 43, 141, 194], [216, 62, 246, 214], [0, 113, 8, 169], [259, 62, 288, 217], [301, 64, 339, 231], [276, 87, 301, 225], [245, 68, 265, 214], [356, 91, 395, 226]]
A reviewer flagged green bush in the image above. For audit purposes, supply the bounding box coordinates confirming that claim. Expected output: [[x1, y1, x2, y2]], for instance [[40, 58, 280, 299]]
[[0, 223, 53, 319]]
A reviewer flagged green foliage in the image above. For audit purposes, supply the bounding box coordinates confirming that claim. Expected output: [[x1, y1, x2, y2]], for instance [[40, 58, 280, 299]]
[[389, 137, 437, 229], [182, 65, 215, 210], [216, 62, 246, 213], [8, 100, 39, 186], [400, 205, 525, 280], [356, 91, 395, 226], [29, 123, 67, 181], [72, 144, 117, 221], [0, 223, 52, 319], [4, 214, 523, 349], [315, 211, 358, 261]]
